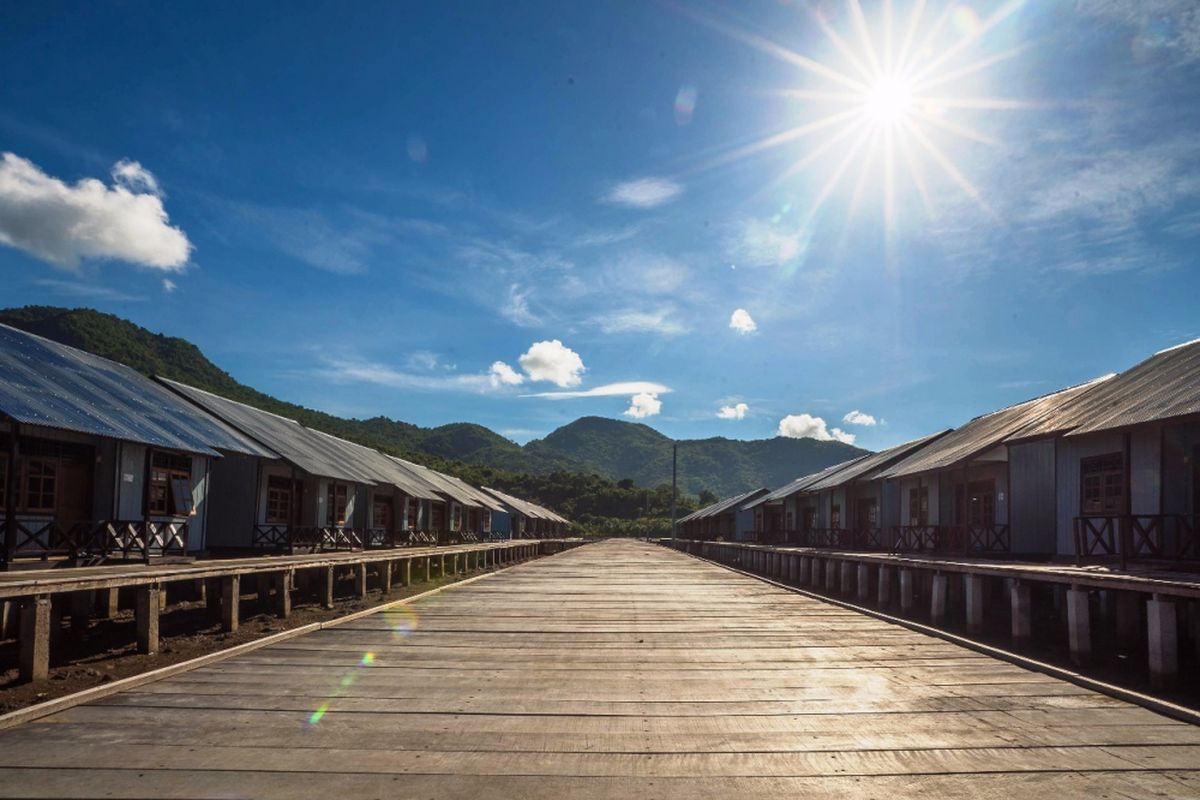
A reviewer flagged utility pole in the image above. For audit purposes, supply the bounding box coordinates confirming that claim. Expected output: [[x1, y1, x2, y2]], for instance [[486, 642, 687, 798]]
[[670, 443, 677, 544]]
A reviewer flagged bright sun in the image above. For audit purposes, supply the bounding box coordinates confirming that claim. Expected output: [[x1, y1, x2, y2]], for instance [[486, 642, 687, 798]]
[[863, 75, 914, 126], [679, 0, 1031, 235]]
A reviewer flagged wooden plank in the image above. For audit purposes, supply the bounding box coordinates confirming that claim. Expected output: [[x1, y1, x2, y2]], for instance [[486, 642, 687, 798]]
[[0, 539, 1196, 798]]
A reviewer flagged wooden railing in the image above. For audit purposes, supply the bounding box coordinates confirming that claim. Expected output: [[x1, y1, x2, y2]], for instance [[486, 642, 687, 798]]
[[890, 525, 940, 553], [1074, 514, 1200, 568], [2, 517, 189, 564], [890, 524, 1010, 555]]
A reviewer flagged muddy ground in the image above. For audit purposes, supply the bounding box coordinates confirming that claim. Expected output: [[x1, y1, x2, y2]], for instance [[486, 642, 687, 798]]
[[0, 562, 496, 714]]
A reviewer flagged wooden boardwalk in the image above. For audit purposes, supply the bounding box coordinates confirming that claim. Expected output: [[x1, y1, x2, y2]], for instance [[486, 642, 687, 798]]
[[0, 538, 1197, 798]]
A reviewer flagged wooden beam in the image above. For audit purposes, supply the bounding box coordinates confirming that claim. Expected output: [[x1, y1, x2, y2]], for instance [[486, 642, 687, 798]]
[[18, 593, 50, 682]]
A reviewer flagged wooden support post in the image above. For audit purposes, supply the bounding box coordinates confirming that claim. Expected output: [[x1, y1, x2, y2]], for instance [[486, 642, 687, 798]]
[[424, 556, 432, 580], [965, 574, 985, 635], [322, 567, 335, 609], [221, 575, 240, 633], [1147, 595, 1178, 689], [1116, 591, 1141, 652], [930, 573, 948, 624], [381, 561, 393, 597], [194, 578, 207, 603], [799, 557, 811, 585], [70, 590, 92, 634], [788, 554, 798, 583], [1067, 587, 1091, 666], [355, 563, 368, 600], [403, 558, 411, 586], [136, 585, 160, 655], [839, 561, 852, 595], [96, 588, 119, 619], [19, 594, 51, 682], [0, 600, 12, 640], [900, 569, 914, 614], [857, 564, 870, 602], [877, 565, 892, 608], [275, 570, 293, 618], [825, 560, 837, 592], [1011, 581, 1032, 647]]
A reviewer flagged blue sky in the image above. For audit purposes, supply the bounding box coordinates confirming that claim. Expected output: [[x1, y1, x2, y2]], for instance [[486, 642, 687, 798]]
[[1, 1, 1198, 449]]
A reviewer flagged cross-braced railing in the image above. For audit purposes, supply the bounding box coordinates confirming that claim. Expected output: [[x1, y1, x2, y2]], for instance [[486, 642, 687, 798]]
[[1074, 514, 1200, 568]]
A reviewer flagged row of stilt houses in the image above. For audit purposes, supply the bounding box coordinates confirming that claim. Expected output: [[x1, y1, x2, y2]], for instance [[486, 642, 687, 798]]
[[0, 323, 569, 569], [681, 338, 1200, 566]]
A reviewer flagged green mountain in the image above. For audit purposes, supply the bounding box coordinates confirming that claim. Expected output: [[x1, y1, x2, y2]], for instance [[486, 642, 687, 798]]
[[527, 417, 866, 496], [0, 306, 867, 498]]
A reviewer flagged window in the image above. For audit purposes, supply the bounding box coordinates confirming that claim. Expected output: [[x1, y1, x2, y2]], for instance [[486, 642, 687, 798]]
[[431, 502, 446, 531], [451, 503, 463, 531], [407, 497, 419, 530], [24, 459, 57, 513], [785, 511, 794, 530], [1081, 452, 1124, 515], [327, 483, 348, 526], [830, 504, 841, 529], [908, 487, 929, 526], [266, 476, 296, 524], [148, 451, 192, 516]]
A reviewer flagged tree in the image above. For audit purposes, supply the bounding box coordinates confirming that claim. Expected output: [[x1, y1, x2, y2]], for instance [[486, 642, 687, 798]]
[[698, 489, 718, 506]]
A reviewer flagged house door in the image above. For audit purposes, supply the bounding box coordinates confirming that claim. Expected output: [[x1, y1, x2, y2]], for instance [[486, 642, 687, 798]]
[[856, 497, 878, 529], [373, 495, 394, 532], [956, 480, 996, 526]]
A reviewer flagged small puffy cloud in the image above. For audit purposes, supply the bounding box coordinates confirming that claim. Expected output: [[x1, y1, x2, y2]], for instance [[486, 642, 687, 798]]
[[725, 217, 806, 268], [602, 177, 683, 209], [488, 360, 525, 388], [842, 410, 877, 426], [518, 339, 585, 387], [624, 392, 662, 419], [717, 402, 749, 420], [111, 159, 162, 196], [162, 278, 177, 293], [729, 308, 757, 334], [0, 152, 191, 270], [777, 413, 856, 445]]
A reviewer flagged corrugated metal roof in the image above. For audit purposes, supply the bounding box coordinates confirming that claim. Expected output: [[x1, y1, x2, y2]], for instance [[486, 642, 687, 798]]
[[304, 430, 440, 499], [802, 430, 952, 492], [481, 486, 546, 519], [880, 377, 1111, 479], [755, 456, 871, 505], [442, 473, 507, 512], [1008, 339, 1200, 440], [681, 487, 769, 522], [161, 378, 380, 483], [0, 323, 276, 458], [392, 458, 481, 507]]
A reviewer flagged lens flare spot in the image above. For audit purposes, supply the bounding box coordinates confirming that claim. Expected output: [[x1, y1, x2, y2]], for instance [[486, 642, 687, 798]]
[[952, 6, 982, 38], [360, 652, 376, 666], [863, 76, 914, 126], [674, 85, 698, 125], [308, 703, 329, 726], [384, 606, 420, 640]]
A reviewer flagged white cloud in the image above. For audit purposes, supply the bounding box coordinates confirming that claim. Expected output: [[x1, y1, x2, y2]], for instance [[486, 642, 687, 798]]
[[518, 339, 585, 387], [614, 252, 688, 294], [161, 278, 177, 293], [0, 152, 191, 270], [33, 278, 145, 302], [842, 410, 876, 426], [624, 392, 662, 419], [524, 380, 670, 399], [593, 308, 688, 336], [729, 308, 757, 334], [230, 203, 385, 275], [1081, 1, 1200, 64], [111, 159, 162, 196], [602, 177, 683, 209], [321, 357, 492, 393], [717, 402, 749, 420], [725, 217, 806, 268], [488, 360, 525, 388], [501, 283, 540, 327], [777, 413, 856, 445]]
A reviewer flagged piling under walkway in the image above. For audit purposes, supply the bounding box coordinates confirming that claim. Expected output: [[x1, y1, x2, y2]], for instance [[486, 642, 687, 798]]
[[0, 538, 1196, 798]]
